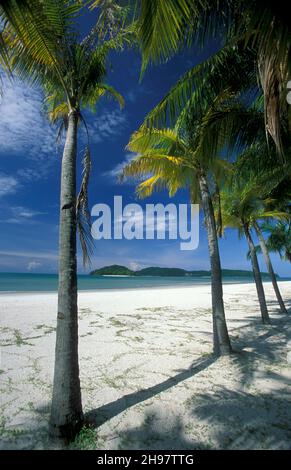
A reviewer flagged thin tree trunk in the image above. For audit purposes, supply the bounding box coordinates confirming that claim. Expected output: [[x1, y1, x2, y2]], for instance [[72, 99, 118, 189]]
[[253, 221, 287, 314], [49, 111, 83, 439], [214, 181, 222, 238], [198, 173, 232, 355], [244, 223, 270, 324]]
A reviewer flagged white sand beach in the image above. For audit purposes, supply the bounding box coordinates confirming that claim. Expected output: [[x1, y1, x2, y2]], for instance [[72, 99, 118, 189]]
[[0, 281, 291, 450]]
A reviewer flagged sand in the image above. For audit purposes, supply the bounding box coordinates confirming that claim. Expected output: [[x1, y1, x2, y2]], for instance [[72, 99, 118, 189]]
[[0, 281, 291, 450]]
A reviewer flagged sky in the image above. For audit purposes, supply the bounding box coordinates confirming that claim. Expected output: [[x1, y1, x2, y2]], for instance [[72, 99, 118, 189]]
[[0, 12, 290, 278]]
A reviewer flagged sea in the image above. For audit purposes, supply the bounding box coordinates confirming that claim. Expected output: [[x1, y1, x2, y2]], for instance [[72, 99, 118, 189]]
[[0, 272, 289, 293]]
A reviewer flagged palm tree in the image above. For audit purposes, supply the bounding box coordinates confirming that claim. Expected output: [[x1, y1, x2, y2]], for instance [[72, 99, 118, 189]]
[[120, 105, 233, 356], [234, 143, 290, 313], [133, 0, 291, 155], [89, 0, 130, 39], [219, 181, 272, 323], [47, 34, 127, 442], [2, 0, 129, 438], [259, 221, 291, 264], [252, 220, 287, 314]]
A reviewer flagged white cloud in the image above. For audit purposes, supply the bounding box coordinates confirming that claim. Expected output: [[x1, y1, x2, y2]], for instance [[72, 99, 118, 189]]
[[0, 174, 19, 198], [0, 249, 58, 260], [115, 208, 177, 232], [27, 261, 42, 271], [2, 205, 45, 224], [129, 261, 141, 271], [104, 152, 137, 179], [11, 206, 44, 218], [125, 84, 152, 104], [16, 167, 52, 183], [87, 109, 128, 144], [0, 76, 57, 171]]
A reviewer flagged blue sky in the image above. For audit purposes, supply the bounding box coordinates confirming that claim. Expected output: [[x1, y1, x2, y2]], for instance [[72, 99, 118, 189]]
[[0, 21, 290, 277]]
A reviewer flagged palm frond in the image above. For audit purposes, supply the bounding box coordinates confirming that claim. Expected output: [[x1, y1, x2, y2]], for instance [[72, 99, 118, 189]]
[[246, 244, 262, 261], [89, 0, 131, 40], [137, 0, 195, 73], [76, 145, 94, 267], [127, 127, 186, 155], [142, 43, 257, 128], [86, 82, 125, 110], [2, 0, 81, 99]]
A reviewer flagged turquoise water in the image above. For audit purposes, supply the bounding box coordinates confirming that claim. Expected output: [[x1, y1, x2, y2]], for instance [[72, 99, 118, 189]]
[[0, 272, 284, 293], [0, 272, 289, 293]]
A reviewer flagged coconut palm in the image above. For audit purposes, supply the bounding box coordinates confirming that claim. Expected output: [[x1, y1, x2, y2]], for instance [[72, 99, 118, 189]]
[[133, 0, 291, 155], [2, 0, 130, 438], [89, 0, 130, 39], [120, 103, 235, 355], [218, 163, 290, 322], [234, 143, 290, 313], [252, 220, 288, 314], [259, 221, 291, 264], [218, 182, 271, 323], [121, 84, 267, 353]]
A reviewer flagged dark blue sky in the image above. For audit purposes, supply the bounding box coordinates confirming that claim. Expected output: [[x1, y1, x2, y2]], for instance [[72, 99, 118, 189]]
[[0, 14, 289, 277]]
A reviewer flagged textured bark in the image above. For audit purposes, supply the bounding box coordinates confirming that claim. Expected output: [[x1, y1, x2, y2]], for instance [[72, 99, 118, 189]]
[[254, 221, 287, 314], [214, 182, 223, 238], [198, 174, 232, 355], [244, 224, 270, 324], [49, 111, 83, 438]]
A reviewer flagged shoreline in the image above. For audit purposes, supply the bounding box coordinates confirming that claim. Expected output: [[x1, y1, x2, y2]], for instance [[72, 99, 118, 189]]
[[1, 281, 291, 450], [0, 278, 290, 296]]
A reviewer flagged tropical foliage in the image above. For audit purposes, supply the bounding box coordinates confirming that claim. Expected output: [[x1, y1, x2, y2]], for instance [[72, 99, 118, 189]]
[[259, 221, 291, 263], [0, 0, 290, 443], [120, 99, 243, 355], [217, 152, 290, 319], [133, 0, 291, 155], [0, 0, 132, 438]]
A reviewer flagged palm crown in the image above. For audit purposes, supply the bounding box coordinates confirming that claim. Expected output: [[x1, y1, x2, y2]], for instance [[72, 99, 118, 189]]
[[134, 0, 291, 157], [2, 0, 133, 264]]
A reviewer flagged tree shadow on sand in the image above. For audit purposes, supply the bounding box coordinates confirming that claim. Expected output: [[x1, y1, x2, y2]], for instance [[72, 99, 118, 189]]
[[85, 310, 291, 449], [227, 315, 290, 389], [3, 301, 290, 450], [85, 354, 217, 428], [265, 298, 291, 312], [185, 387, 291, 449], [109, 316, 291, 449], [112, 386, 291, 450], [114, 410, 208, 450]]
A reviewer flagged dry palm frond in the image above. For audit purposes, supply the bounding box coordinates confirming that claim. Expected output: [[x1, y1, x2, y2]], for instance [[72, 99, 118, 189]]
[[258, 50, 285, 160], [76, 145, 94, 267]]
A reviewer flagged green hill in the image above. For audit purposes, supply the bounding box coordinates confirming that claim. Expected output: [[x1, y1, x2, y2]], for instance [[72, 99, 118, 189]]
[[90, 265, 277, 279], [135, 267, 187, 276], [90, 265, 133, 276]]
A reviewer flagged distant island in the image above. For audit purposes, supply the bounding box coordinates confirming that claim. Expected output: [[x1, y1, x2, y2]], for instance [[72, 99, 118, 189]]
[[90, 264, 277, 279]]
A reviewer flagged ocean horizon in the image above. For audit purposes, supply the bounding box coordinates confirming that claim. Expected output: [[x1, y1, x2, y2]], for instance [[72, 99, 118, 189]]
[[1, 272, 290, 293]]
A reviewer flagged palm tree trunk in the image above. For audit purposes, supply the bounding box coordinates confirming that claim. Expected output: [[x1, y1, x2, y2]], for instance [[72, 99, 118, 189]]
[[214, 181, 222, 238], [49, 111, 83, 439], [198, 173, 232, 356], [243, 223, 270, 324], [253, 221, 287, 314]]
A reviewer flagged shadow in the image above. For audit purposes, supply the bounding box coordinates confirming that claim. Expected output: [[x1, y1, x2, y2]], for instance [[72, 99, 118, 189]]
[[263, 370, 291, 385], [115, 410, 207, 450], [266, 299, 291, 313], [2, 288, 290, 450], [0, 401, 65, 451], [86, 310, 291, 436], [186, 387, 291, 449], [85, 354, 216, 428], [226, 314, 290, 391]]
